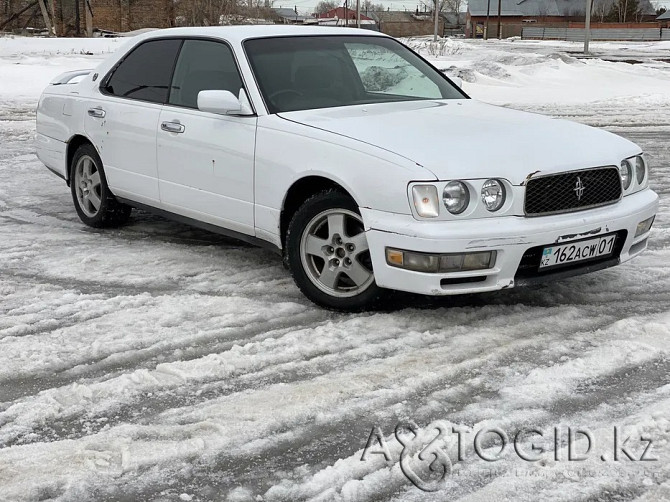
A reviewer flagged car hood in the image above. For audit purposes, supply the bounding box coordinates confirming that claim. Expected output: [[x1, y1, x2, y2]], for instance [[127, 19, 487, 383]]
[[278, 100, 640, 184]]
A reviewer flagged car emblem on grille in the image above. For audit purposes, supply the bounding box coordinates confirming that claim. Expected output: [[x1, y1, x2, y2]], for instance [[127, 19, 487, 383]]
[[574, 176, 586, 201]]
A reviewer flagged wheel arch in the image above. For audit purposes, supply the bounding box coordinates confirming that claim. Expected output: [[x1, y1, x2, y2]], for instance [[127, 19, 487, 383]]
[[280, 175, 359, 249], [65, 134, 96, 185]]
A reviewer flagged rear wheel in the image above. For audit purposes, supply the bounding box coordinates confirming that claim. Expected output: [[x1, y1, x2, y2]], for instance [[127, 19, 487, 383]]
[[286, 190, 385, 311], [70, 143, 131, 228]]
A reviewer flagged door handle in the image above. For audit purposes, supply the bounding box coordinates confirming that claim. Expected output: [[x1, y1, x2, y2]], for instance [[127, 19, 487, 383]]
[[87, 107, 106, 118], [161, 121, 185, 133]]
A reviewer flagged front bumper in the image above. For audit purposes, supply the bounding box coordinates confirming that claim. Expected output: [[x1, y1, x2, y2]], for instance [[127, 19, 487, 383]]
[[362, 188, 658, 296]]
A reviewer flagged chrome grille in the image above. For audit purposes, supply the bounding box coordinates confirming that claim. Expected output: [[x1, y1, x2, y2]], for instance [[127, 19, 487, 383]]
[[524, 167, 622, 216]]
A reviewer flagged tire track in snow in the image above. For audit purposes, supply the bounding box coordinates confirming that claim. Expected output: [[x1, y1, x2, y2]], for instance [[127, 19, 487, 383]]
[[0, 299, 322, 402], [2, 304, 577, 446], [3, 308, 668, 500], [1, 258, 670, 448], [10, 311, 668, 502], [247, 338, 670, 501]]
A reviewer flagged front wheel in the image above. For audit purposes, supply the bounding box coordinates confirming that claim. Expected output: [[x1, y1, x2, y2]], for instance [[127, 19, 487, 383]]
[[286, 190, 385, 311]]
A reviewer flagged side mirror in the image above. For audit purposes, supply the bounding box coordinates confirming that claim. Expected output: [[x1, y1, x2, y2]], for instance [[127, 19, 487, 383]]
[[450, 76, 463, 89], [197, 90, 243, 115]]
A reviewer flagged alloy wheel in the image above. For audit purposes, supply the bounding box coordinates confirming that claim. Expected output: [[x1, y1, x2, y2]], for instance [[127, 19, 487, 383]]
[[299, 208, 374, 298], [74, 155, 102, 218]]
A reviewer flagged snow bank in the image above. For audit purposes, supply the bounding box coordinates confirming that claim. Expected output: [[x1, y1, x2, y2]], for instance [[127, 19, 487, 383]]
[[404, 38, 670, 107]]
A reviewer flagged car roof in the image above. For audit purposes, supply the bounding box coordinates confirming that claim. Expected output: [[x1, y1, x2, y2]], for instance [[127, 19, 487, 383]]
[[136, 25, 389, 45]]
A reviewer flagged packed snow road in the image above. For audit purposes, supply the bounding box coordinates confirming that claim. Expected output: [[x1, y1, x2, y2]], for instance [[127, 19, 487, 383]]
[[1, 37, 669, 501]]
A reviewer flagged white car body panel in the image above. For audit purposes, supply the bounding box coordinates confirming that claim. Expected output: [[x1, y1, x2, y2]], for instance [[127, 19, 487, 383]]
[[278, 99, 641, 184], [35, 25, 659, 298], [84, 96, 162, 204], [253, 114, 435, 246], [35, 130, 67, 178], [157, 106, 257, 234]]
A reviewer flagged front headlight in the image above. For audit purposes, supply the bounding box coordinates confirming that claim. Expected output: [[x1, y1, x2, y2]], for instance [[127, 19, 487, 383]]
[[411, 185, 439, 218], [620, 159, 632, 190], [443, 181, 469, 214], [481, 179, 506, 212], [635, 155, 646, 185]]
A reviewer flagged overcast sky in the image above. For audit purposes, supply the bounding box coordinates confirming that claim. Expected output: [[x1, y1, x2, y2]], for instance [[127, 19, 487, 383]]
[[279, 0, 670, 16]]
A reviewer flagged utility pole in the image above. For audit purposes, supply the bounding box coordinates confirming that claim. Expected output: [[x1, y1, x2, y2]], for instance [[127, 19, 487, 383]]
[[584, 0, 592, 53], [356, 0, 360, 27], [484, 0, 490, 39], [496, 0, 501, 38], [433, 0, 439, 41]]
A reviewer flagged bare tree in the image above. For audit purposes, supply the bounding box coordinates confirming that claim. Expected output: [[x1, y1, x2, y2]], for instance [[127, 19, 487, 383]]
[[604, 0, 643, 22], [173, 0, 238, 26], [590, 0, 605, 22], [314, 0, 337, 14], [442, 0, 462, 18], [362, 0, 385, 15], [174, 0, 276, 26], [419, 0, 457, 16]]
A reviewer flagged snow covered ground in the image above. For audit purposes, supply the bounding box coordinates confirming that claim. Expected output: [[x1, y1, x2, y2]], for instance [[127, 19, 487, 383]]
[[1, 34, 669, 501]]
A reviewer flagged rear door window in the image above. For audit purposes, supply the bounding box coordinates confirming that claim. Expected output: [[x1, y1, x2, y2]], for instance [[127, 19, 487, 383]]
[[103, 39, 182, 104]]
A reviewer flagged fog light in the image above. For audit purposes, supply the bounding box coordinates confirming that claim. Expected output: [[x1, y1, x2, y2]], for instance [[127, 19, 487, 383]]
[[635, 216, 654, 237], [439, 254, 464, 272], [463, 251, 496, 270], [386, 248, 439, 272], [405, 252, 440, 273], [386, 248, 496, 273]]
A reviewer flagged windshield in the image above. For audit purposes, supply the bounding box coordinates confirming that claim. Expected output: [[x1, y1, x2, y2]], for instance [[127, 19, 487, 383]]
[[244, 35, 465, 114]]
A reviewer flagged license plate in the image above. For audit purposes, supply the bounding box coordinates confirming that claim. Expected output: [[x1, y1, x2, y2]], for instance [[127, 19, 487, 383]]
[[539, 234, 617, 270]]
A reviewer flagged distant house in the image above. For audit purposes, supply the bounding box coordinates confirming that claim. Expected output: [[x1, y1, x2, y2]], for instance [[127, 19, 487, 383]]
[[466, 0, 657, 38], [272, 7, 313, 24], [376, 10, 445, 37], [658, 10, 670, 27], [467, 0, 564, 38], [442, 11, 467, 35], [314, 7, 377, 29]]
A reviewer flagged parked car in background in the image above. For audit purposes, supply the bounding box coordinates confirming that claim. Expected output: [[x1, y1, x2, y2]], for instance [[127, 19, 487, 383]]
[[36, 26, 658, 310]]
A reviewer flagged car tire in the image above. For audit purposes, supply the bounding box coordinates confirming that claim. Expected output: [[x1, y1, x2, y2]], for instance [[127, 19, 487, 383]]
[[286, 189, 386, 311], [70, 143, 131, 228]]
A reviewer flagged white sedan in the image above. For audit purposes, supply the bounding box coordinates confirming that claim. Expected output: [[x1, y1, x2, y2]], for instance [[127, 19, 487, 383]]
[[35, 26, 658, 310]]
